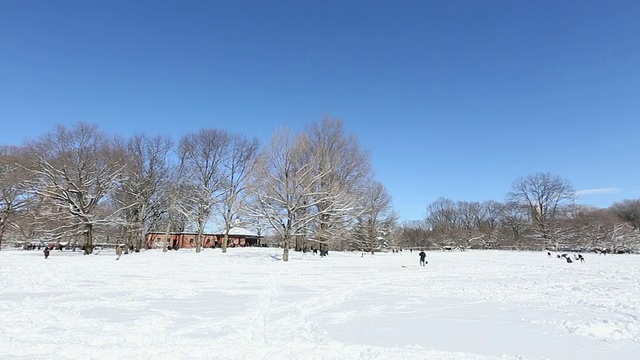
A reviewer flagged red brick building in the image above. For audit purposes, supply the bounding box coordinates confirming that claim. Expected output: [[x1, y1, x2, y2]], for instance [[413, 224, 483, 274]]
[[145, 226, 262, 249]]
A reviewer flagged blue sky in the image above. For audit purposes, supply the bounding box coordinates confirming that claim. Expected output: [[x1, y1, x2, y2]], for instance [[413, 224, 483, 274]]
[[1, 0, 639, 221]]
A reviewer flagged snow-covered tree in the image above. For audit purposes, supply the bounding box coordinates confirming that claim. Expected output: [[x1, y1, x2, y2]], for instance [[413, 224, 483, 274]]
[[304, 117, 373, 251], [605, 223, 639, 253], [217, 134, 259, 253], [425, 197, 461, 248], [397, 220, 430, 249], [113, 134, 173, 251], [507, 172, 575, 249], [352, 181, 395, 253], [24, 123, 127, 254], [499, 201, 529, 248], [178, 129, 230, 253], [246, 129, 332, 262], [0, 146, 34, 250], [611, 199, 640, 230]]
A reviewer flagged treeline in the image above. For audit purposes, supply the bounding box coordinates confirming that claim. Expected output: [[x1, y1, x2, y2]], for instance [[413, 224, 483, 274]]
[[0, 117, 395, 261], [397, 173, 640, 253], [2, 120, 639, 259]]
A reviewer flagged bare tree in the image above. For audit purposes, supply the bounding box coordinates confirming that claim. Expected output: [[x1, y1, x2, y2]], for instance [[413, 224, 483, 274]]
[[606, 223, 638, 253], [352, 181, 395, 253], [500, 201, 529, 249], [456, 201, 485, 250], [472, 200, 503, 249], [113, 134, 174, 252], [140, 149, 195, 252], [425, 197, 462, 248], [217, 134, 259, 253], [585, 209, 617, 251], [246, 129, 329, 261], [0, 146, 34, 250], [480, 200, 502, 232], [304, 117, 373, 251], [425, 198, 457, 231], [398, 220, 430, 249], [178, 129, 230, 253], [507, 172, 575, 248], [24, 123, 127, 254], [611, 199, 640, 230], [160, 182, 194, 252]]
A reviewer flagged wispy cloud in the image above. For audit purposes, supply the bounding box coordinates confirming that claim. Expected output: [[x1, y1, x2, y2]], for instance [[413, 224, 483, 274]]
[[576, 187, 620, 196]]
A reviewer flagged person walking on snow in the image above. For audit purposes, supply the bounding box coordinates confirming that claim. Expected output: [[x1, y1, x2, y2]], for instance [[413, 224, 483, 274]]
[[115, 245, 124, 260], [419, 250, 427, 266], [43, 247, 50, 259]]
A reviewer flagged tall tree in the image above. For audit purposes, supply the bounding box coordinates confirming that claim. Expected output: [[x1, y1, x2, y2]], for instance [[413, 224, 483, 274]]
[[454, 201, 487, 250], [247, 129, 328, 262], [24, 123, 126, 254], [398, 220, 430, 249], [157, 159, 194, 252], [114, 134, 174, 251], [305, 117, 373, 250], [0, 146, 34, 250], [425, 197, 461, 248], [611, 199, 640, 230], [507, 172, 575, 248], [499, 201, 529, 248], [352, 181, 395, 253], [218, 134, 259, 253], [178, 129, 230, 253]]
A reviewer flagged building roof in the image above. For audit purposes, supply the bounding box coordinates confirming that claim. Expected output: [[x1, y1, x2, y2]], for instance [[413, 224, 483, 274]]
[[223, 226, 260, 237]]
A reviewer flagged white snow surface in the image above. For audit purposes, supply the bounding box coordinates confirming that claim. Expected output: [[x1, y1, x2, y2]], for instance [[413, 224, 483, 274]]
[[1, 248, 639, 360]]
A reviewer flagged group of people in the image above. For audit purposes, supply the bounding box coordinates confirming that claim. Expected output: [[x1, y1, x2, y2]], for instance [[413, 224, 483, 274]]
[[548, 251, 584, 263], [45, 244, 126, 260]]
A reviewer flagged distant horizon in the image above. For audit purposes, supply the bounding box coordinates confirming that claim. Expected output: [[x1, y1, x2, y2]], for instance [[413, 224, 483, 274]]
[[2, 1, 638, 221]]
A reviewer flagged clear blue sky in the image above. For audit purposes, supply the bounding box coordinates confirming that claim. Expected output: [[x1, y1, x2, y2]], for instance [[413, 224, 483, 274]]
[[1, 0, 639, 221]]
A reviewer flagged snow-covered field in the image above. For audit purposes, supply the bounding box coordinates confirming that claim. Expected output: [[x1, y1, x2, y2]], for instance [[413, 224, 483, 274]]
[[1, 248, 639, 360]]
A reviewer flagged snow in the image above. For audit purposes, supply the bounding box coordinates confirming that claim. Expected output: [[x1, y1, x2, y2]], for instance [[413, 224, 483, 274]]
[[1, 249, 639, 360]]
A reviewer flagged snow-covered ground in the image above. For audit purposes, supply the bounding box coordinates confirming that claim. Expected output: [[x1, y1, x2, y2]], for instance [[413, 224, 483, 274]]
[[1, 248, 639, 360]]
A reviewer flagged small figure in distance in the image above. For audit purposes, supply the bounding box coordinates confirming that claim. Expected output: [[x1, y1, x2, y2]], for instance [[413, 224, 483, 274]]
[[419, 250, 427, 266], [578, 254, 585, 263], [116, 245, 124, 260], [43, 247, 50, 259]]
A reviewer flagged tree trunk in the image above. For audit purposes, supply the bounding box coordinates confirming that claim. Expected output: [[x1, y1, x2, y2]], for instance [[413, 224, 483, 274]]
[[222, 218, 230, 253], [222, 232, 229, 253], [195, 226, 203, 253], [0, 218, 5, 251], [83, 223, 94, 255], [124, 230, 131, 254], [162, 222, 170, 252], [135, 237, 143, 252], [282, 235, 290, 262], [136, 203, 146, 252]]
